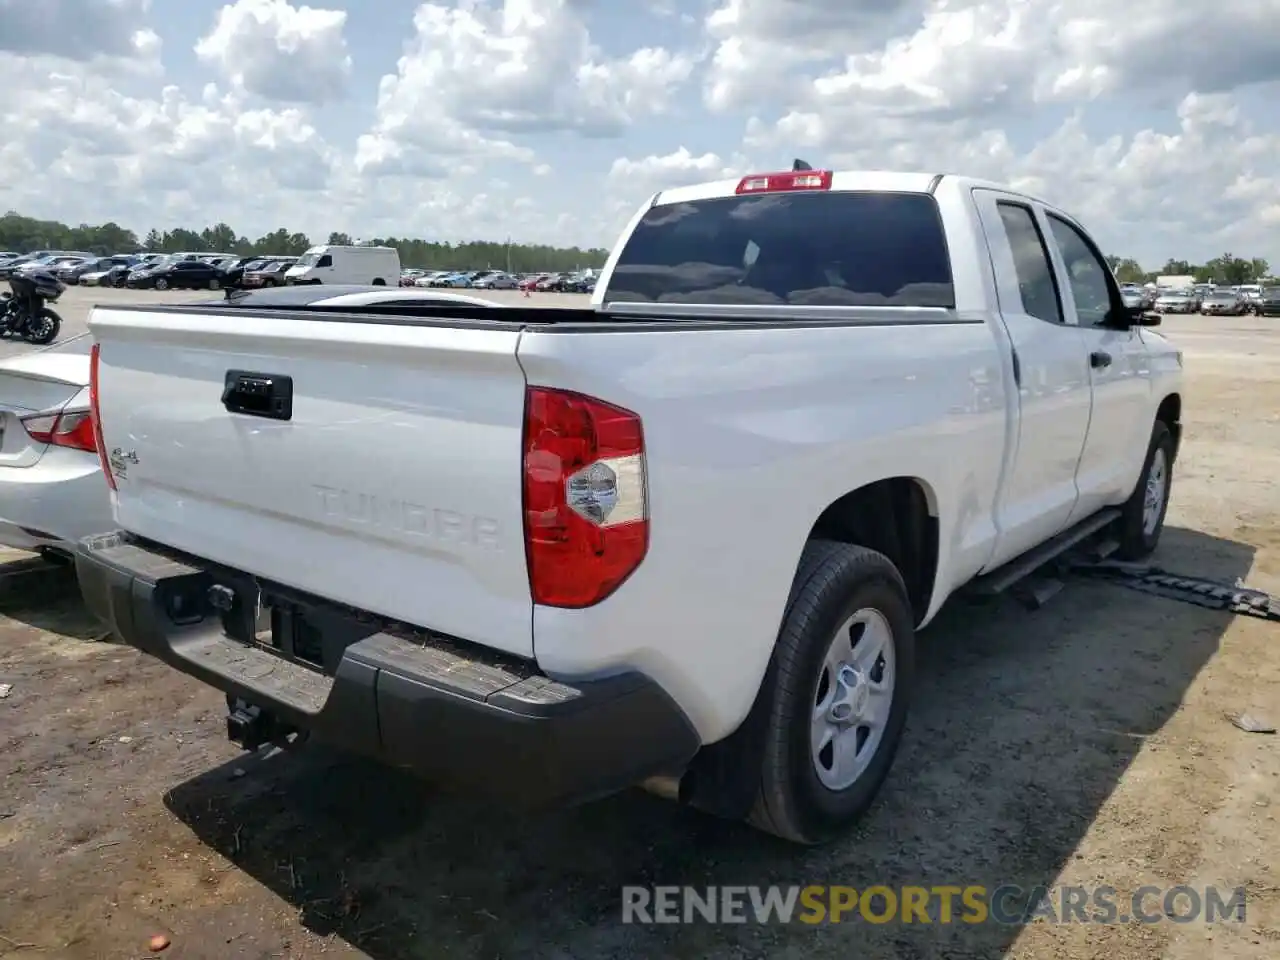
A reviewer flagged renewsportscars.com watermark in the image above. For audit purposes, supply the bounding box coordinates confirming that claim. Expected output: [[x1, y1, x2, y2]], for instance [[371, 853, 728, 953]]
[[621, 884, 1248, 926]]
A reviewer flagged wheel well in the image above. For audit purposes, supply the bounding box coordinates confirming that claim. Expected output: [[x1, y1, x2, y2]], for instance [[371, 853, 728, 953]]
[[807, 477, 939, 627], [679, 476, 939, 822]]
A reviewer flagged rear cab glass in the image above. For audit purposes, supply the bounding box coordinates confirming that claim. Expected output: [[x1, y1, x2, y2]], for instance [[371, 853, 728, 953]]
[[607, 191, 955, 308]]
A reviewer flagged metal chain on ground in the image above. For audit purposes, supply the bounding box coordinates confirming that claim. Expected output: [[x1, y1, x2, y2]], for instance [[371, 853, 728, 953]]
[[1070, 560, 1280, 622]]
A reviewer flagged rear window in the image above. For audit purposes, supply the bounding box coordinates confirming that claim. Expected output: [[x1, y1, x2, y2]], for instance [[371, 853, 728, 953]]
[[607, 191, 955, 307]]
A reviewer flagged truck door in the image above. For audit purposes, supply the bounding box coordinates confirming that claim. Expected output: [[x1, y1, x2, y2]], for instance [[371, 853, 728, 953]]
[[1039, 210, 1154, 522], [972, 189, 1093, 569]]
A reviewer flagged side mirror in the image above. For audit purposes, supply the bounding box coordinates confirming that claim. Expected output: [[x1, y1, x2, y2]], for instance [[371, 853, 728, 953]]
[[1139, 312, 1161, 326], [1105, 303, 1145, 328]]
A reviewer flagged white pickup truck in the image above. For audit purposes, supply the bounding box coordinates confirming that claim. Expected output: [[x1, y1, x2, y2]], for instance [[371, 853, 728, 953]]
[[76, 169, 1183, 845]]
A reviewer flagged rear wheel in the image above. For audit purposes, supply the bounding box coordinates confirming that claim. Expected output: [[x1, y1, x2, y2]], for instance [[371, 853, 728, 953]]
[[371, 277, 386, 285], [748, 541, 915, 844], [209, 278, 221, 290], [1114, 419, 1174, 560]]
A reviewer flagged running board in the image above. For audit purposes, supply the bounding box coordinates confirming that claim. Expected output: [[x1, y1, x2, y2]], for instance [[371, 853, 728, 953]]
[[967, 508, 1122, 596]]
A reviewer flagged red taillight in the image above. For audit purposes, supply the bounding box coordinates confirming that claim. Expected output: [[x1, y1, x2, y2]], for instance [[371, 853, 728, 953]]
[[522, 387, 648, 608], [89, 342, 116, 490], [21, 409, 98, 452], [735, 170, 833, 194]]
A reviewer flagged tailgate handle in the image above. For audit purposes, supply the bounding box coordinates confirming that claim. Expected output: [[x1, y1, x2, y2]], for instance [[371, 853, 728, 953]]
[[222, 370, 292, 420]]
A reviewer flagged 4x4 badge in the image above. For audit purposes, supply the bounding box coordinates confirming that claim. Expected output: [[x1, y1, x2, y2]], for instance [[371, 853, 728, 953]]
[[109, 448, 138, 477]]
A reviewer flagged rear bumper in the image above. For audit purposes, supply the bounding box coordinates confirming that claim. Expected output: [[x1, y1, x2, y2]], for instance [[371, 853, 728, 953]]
[[75, 532, 700, 808]]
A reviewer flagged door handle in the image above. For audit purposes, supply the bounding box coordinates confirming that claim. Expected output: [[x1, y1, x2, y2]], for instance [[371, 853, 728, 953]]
[[1089, 350, 1112, 369], [222, 370, 293, 420]]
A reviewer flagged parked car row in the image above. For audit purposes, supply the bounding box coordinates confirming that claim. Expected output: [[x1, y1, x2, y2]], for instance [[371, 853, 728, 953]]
[[1150, 286, 1269, 316], [126, 254, 301, 291], [398, 268, 597, 293], [0, 250, 301, 292], [1118, 281, 1280, 318]]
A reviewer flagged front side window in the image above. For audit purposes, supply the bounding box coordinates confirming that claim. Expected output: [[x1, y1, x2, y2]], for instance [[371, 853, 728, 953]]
[[316, 254, 333, 268], [1045, 215, 1114, 327]]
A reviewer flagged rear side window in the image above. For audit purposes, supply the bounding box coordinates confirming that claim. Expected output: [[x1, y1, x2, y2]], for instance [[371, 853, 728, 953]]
[[996, 203, 1063, 324], [607, 191, 955, 307]]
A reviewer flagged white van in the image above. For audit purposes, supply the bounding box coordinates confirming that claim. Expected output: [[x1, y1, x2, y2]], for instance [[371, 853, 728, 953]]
[[284, 245, 401, 286]]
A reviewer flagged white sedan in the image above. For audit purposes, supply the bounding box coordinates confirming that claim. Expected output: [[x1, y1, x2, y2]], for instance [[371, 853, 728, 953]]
[[0, 334, 112, 558]]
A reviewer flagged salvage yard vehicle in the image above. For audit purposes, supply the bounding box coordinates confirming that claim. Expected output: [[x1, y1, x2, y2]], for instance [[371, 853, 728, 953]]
[[127, 259, 223, 291], [1255, 286, 1280, 317], [284, 244, 399, 286], [1199, 289, 1246, 316], [75, 168, 1183, 846], [0, 334, 109, 557], [1154, 290, 1195, 314]]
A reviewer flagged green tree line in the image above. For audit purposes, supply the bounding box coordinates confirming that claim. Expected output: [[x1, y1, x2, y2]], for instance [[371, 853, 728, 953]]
[[1105, 253, 1273, 286], [0, 212, 610, 273], [3, 210, 1271, 283]]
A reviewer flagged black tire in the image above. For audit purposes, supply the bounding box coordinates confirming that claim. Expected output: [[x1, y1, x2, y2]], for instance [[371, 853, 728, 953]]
[[155, 277, 169, 291], [371, 277, 386, 285], [25, 308, 61, 345], [209, 278, 221, 290], [1114, 419, 1174, 560], [749, 541, 915, 844]]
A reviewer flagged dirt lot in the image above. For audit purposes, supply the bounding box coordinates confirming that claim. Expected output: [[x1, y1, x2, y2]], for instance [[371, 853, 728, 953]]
[[1, 310, 1278, 960]]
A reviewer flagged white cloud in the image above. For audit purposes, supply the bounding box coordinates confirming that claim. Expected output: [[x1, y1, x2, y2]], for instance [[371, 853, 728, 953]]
[[195, 0, 352, 104], [0, 0, 160, 63], [608, 146, 746, 195], [355, 0, 694, 177], [0, 0, 1277, 266], [702, 0, 922, 111], [0, 57, 339, 240], [785, 0, 1280, 120], [719, 0, 1280, 265]]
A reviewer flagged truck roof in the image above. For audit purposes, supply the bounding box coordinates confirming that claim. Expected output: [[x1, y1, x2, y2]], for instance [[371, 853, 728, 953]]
[[653, 170, 1054, 209]]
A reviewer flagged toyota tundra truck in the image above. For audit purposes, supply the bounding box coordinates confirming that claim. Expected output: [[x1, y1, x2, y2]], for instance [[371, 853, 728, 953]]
[[75, 169, 1183, 845]]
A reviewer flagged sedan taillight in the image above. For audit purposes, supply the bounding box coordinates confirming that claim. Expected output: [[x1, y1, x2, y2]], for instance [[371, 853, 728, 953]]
[[21, 409, 97, 452]]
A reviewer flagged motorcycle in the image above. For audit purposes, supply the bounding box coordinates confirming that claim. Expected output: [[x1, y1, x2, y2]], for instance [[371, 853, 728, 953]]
[[0, 265, 65, 345]]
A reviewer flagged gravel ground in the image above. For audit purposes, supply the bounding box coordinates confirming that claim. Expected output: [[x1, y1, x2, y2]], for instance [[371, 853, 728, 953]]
[[0, 298, 1277, 960]]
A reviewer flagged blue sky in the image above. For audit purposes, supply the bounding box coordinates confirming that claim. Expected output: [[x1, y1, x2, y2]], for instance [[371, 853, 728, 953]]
[[0, 0, 1277, 268]]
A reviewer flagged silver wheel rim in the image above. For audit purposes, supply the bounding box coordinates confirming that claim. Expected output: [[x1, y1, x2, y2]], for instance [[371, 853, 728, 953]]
[[29, 314, 54, 341], [1143, 447, 1168, 536], [811, 608, 896, 791]]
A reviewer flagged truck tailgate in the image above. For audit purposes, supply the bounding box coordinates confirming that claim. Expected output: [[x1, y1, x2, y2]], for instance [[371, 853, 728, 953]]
[[89, 307, 533, 658]]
